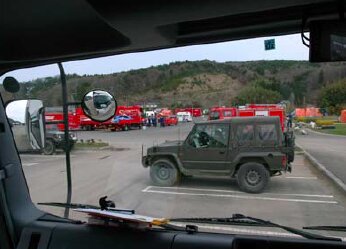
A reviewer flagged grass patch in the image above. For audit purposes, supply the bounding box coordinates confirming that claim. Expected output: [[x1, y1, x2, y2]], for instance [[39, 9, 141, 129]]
[[317, 123, 346, 136]]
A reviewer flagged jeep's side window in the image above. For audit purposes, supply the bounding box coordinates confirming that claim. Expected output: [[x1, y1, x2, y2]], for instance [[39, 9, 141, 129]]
[[187, 125, 207, 148], [236, 124, 254, 146], [209, 124, 229, 148], [187, 124, 229, 148], [256, 124, 277, 142]]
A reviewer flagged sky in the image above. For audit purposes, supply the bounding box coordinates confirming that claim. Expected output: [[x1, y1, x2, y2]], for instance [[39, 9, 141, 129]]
[[0, 34, 309, 83]]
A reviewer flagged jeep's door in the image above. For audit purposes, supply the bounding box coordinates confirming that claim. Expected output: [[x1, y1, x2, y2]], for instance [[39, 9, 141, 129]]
[[180, 123, 230, 171]]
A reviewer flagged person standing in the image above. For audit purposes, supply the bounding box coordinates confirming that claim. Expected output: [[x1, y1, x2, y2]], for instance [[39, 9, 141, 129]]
[[152, 114, 157, 127], [147, 115, 152, 127], [159, 116, 165, 127], [287, 113, 293, 128]]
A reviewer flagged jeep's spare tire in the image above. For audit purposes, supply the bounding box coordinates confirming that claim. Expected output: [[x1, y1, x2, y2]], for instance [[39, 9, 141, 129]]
[[150, 159, 179, 186], [237, 162, 269, 193]]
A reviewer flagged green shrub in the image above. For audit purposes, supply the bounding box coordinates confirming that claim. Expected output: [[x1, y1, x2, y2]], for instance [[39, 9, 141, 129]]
[[295, 117, 318, 123], [315, 120, 335, 126], [295, 117, 334, 126], [319, 79, 346, 115]]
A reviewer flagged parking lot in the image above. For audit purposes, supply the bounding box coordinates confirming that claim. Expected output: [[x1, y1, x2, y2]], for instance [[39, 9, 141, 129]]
[[20, 122, 346, 236]]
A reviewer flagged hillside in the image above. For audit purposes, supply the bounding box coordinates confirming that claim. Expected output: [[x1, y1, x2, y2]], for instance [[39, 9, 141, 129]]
[[2, 60, 346, 108]]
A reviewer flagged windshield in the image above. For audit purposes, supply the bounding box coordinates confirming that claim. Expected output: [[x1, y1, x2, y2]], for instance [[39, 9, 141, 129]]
[[2, 33, 346, 239]]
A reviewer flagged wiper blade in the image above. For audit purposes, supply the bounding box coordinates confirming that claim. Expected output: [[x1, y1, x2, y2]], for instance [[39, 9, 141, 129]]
[[304, 226, 346, 232], [233, 214, 341, 241], [170, 217, 274, 227], [171, 214, 341, 241], [37, 202, 135, 214], [38, 202, 99, 209]]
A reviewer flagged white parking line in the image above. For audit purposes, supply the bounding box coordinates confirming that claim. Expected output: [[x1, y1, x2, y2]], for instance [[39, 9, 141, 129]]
[[284, 176, 317, 180], [20, 154, 73, 158], [143, 186, 334, 198], [143, 189, 337, 204], [142, 186, 152, 192], [22, 163, 38, 167]]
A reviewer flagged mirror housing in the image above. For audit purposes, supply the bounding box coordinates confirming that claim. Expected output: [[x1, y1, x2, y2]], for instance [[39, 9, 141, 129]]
[[310, 20, 346, 62], [6, 100, 45, 151], [3, 76, 20, 93], [81, 90, 117, 122]]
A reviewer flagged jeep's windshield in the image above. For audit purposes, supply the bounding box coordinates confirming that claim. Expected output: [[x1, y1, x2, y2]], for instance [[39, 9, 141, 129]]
[[2, 33, 346, 239]]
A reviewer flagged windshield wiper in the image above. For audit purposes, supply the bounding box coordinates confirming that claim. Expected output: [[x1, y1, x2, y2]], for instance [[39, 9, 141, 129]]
[[38, 202, 99, 209], [303, 225, 346, 232], [38, 201, 135, 214], [170, 214, 341, 241]]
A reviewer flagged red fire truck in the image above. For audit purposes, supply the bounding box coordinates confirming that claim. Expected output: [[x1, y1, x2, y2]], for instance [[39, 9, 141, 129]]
[[157, 109, 178, 126], [111, 105, 143, 131], [208, 107, 237, 120], [75, 107, 104, 130], [175, 107, 202, 117], [238, 107, 285, 131], [208, 104, 286, 131], [77, 105, 143, 131], [45, 107, 80, 131], [246, 104, 283, 109]]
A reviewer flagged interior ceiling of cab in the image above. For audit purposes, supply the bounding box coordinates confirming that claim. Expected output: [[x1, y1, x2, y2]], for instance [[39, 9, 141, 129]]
[[1, 0, 345, 72]]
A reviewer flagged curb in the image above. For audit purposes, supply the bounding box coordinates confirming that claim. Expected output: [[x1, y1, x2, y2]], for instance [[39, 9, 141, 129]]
[[73, 145, 130, 152], [296, 142, 346, 193], [73, 146, 111, 151]]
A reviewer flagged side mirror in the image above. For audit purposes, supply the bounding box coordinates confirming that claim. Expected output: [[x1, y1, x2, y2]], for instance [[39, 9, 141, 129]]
[[81, 90, 117, 122], [6, 100, 45, 151]]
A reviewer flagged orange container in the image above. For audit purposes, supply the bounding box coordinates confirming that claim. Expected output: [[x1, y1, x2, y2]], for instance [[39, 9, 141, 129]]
[[341, 110, 346, 123], [305, 107, 322, 117], [295, 108, 306, 117]]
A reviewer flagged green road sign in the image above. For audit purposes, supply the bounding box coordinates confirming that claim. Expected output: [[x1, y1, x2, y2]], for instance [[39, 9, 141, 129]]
[[265, 39, 275, 50]]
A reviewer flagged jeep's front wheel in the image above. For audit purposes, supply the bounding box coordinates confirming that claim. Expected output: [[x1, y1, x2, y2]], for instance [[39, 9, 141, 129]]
[[237, 162, 269, 193], [150, 159, 179, 186]]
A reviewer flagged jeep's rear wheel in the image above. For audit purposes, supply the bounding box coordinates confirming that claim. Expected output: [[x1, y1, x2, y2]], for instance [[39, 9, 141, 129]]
[[237, 162, 269, 193], [150, 159, 179, 186]]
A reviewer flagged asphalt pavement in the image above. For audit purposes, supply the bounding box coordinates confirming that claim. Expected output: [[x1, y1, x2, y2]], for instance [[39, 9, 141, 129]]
[[19, 122, 346, 238], [296, 130, 346, 186]]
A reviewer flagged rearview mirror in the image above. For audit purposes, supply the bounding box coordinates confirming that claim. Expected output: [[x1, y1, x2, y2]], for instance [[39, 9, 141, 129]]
[[81, 90, 117, 122], [6, 100, 45, 151], [310, 20, 346, 62]]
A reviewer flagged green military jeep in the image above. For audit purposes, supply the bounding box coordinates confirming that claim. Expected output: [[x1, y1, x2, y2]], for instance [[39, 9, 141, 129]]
[[142, 116, 294, 193]]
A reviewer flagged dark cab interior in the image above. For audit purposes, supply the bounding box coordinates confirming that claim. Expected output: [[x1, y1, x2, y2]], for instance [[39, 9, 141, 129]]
[[1, 0, 346, 248]]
